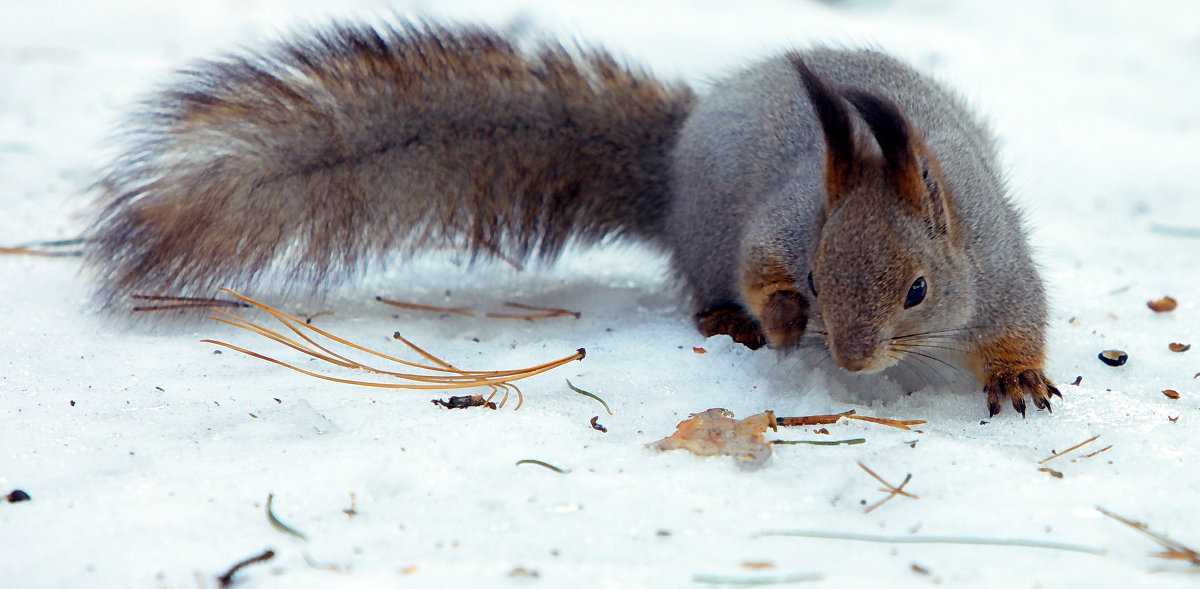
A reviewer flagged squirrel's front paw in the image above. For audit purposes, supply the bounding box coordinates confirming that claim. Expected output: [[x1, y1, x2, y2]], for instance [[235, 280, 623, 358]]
[[696, 303, 766, 349], [984, 368, 1062, 417]]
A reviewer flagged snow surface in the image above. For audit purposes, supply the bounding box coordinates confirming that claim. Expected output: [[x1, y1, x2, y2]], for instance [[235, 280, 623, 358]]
[[2, 0, 1199, 587]]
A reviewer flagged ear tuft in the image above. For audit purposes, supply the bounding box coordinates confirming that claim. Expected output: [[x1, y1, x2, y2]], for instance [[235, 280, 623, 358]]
[[841, 89, 925, 214], [789, 54, 855, 210]]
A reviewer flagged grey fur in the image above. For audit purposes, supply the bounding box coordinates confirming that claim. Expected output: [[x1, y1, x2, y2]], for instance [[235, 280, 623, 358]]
[[669, 48, 1044, 354], [88, 25, 1055, 414]]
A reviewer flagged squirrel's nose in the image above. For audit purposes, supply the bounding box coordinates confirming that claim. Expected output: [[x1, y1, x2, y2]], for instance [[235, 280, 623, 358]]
[[828, 332, 887, 373], [832, 351, 879, 373]]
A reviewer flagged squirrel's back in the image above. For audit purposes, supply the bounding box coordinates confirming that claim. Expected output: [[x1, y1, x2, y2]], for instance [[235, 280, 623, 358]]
[[88, 23, 693, 304]]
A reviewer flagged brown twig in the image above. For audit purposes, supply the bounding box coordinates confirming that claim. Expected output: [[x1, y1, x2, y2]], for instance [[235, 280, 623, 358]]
[[858, 461, 918, 513], [1038, 434, 1100, 464], [1081, 445, 1113, 459], [776, 410, 925, 430]]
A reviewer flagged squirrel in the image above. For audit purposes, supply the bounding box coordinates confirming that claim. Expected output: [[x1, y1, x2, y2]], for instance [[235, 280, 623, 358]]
[[86, 22, 1061, 417]]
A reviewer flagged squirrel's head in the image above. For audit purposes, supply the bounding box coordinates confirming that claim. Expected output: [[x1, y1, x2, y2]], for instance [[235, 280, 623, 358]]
[[791, 55, 972, 374]]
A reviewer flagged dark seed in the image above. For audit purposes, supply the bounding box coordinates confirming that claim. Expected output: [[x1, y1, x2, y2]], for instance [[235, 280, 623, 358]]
[[1098, 350, 1128, 367], [7, 489, 31, 503], [1169, 343, 1190, 353], [1163, 389, 1180, 400]]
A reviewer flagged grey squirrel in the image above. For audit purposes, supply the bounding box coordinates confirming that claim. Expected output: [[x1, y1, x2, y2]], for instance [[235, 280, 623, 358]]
[[87, 23, 1061, 416]]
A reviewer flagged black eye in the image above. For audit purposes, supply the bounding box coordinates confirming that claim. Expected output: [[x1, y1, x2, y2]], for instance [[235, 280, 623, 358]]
[[904, 276, 926, 309], [807, 271, 817, 297]]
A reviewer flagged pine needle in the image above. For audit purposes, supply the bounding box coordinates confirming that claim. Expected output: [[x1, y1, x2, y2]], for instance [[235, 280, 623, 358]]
[[757, 530, 1106, 556], [203, 288, 585, 409], [131, 294, 249, 312], [265, 493, 307, 541], [515, 459, 569, 473], [771, 438, 865, 446], [375, 296, 474, 316], [1039, 434, 1100, 464], [858, 461, 918, 513], [1097, 506, 1200, 567], [566, 379, 612, 415]]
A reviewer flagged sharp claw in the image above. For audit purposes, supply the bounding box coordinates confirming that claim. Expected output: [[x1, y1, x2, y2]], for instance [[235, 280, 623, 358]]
[[988, 401, 1001, 417], [1047, 384, 1062, 399], [985, 381, 1003, 416], [1032, 394, 1048, 410], [1012, 396, 1027, 418]]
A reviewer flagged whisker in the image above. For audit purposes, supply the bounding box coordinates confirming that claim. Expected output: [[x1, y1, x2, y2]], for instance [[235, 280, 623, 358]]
[[888, 324, 999, 342], [891, 341, 971, 356], [897, 349, 964, 378], [903, 352, 950, 389], [889, 351, 932, 389]]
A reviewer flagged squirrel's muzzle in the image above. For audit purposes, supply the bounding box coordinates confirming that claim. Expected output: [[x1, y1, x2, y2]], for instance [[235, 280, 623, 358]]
[[827, 329, 892, 373]]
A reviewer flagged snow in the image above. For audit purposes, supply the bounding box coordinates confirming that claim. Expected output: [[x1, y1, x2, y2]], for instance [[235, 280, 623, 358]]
[[2, 0, 1198, 587]]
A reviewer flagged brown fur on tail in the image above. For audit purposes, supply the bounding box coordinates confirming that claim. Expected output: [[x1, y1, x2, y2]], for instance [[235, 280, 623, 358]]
[[88, 23, 694, 306]]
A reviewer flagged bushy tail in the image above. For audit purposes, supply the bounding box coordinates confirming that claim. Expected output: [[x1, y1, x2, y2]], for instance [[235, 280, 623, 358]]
[[87, 22, 694, 306]]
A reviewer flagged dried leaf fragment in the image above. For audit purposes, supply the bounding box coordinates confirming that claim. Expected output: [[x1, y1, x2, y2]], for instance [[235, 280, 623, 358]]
[[1169, 342, 1190, 352], [431, 395, 496, 410], [1163, 389, 1180, 400], [650, 408, 776, 470], [1148, 296, 1178, 312]]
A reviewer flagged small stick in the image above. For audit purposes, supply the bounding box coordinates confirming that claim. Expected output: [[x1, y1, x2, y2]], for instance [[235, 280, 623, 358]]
[[757, 530, 1106, 556], [515, 459, 569, 473], [1039, 434, 1100, 464], [776, 412, 851, 426], [375, 296, 474, 316], [1081, 445, 1113, 459], [217, 549, 275, 588], [775, 411, 925, 430]]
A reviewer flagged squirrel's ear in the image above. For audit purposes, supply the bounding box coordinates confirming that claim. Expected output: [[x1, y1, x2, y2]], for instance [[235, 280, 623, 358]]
[[789, 54, 855, 210], [841, 90, 926, 216]]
